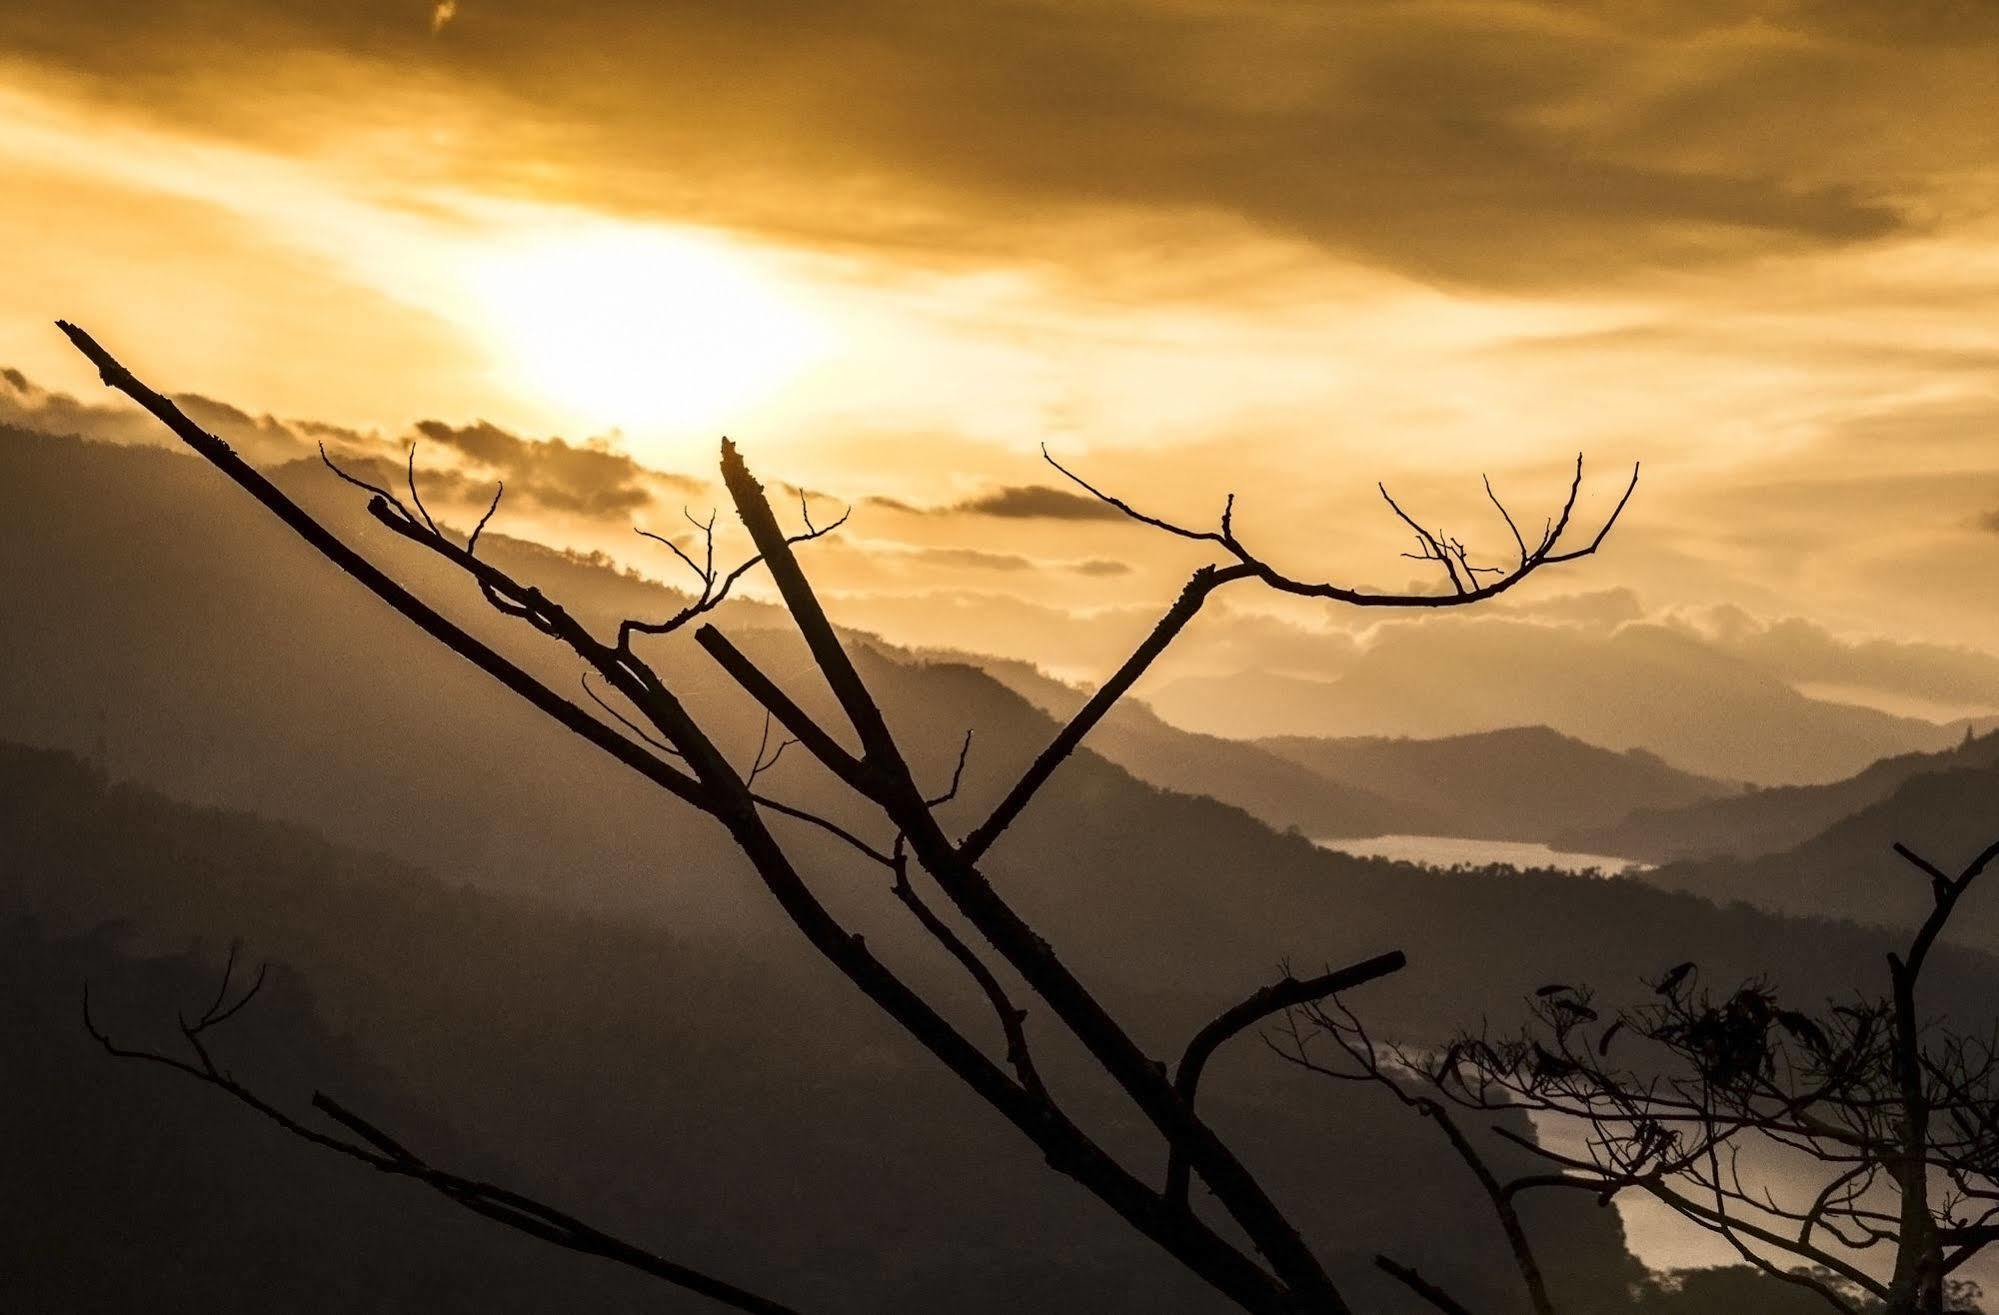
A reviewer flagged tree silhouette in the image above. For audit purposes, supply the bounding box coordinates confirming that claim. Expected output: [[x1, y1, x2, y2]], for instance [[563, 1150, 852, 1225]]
[[56, 320, 1636, 1314], [1277, 840, 1999, 1315]]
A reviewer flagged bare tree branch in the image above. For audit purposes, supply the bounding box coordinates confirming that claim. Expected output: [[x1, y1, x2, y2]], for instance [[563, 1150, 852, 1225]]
[[1374, 1255, 1480, 1315], [709, 439, 1357, 1313], [1350, 834, 1999, 1315], [1165, 953, 1406, 1207], [59, 320, 1649, 1315], [60, 322, 1310, 1315], [890, 833, 1048, 1100], [1041, 445, 1638, 608], [618, 501, 849, 650], [56, 321, 712, 812], [83, 973, 803, 1315], [961, 447, 1640, 861]]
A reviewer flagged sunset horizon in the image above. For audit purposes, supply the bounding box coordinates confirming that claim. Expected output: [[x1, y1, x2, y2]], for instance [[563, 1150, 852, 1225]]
[[9, 6, 1999, 1314]]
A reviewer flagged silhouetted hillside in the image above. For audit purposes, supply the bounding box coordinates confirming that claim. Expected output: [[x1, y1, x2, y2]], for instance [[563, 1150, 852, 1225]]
[[1568, 729, 1999, 864], [1643, 759, 1999, 954], [2, 915, 675, 1313], [6, 429, 1992, 1018], [11, 737, 1990, 1309], [10, 428, 1999, 1307], [954, 657, 1733, 844], [1255, 726, 1733, 843], [956, 654, 1423, 837], [4, 739, 1663, 1314]]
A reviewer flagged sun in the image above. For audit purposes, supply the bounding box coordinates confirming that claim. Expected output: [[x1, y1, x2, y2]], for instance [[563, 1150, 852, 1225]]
[[458, 221, 825, 438]]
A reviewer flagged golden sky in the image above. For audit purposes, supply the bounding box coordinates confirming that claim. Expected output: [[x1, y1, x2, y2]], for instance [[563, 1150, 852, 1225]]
[[5, 1, 1999, 695]]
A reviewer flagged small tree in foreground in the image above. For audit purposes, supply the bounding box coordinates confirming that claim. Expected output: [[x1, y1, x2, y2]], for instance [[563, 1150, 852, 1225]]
[[1279, 839, 1999, 1315], [55, 320, 1645, 1314]]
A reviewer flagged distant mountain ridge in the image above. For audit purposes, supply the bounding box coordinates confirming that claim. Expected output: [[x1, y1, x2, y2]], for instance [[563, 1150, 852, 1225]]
[[963, 654, 1734, 843], [1638, 749, 1999, 954], [955, 653, 1422, 837], [11, 425, 1999, 1304], [1567, 728, 1999, 864], [1257, 725, 1734, 844], [1146, 620, 1963, 787], [18, 734, 1966, 1310]]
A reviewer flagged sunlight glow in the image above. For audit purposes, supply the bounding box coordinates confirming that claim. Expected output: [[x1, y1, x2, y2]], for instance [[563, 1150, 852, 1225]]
[[459, 223, 826, 437]]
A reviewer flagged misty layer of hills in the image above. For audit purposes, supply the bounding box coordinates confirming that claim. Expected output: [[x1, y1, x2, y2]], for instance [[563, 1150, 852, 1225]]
[[1625, 733, 1999, 953], [5, 425, 1998, 1309], [1569, 729, 1999, 865], [1143, 624, 1969, 787], [965, 657, 1735, 843], [1257, 727, 1729, 844]]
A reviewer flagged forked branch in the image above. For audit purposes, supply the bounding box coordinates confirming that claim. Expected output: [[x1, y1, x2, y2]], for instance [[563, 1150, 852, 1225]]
[[619, 497, 849, 650], [59, 320, 1316, 1315], [59, 320, 1645, 1315], [1041, 445, 1637, 608], [1165, 953, 1406, 1207], [956, 449, 1639, 860], [83, 967, 801, 1315]]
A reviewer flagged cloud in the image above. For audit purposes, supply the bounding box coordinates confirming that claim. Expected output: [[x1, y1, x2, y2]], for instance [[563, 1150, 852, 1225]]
[[874, 542, 1133, 577], [1142, 611, 1966, 785], [869, 484, 1126, 522], [955, 485, 1127, 521], [1979, 509, 1999, 534], [1072, 558, 1130, 578], [0, 362, 702, 527], [1675, 610, 1999, 715], [896, 545, 1036, 572], [409, 419, 674, 518], [0, 365, 309, 464], [176, 393, 314, 462], [0, 0, 1953, 288], [293, 450, 491, 509], [1498, 588, 1647, 628]]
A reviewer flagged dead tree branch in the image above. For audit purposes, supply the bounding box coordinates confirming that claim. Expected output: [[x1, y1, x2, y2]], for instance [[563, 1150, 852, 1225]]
[[960, 447, 1638, 859], [1305, 835, 1999, 1315], [58, 319, 1643, 1315], [1374, 1255, 1480, 1315], [1165, 952, 1407, 1208], [82, 964, 801, 1315]]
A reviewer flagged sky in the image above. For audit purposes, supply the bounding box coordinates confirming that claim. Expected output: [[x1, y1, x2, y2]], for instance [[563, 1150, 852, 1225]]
[[4, 0, 1999, 708], [7, 6, 1999, 1286]]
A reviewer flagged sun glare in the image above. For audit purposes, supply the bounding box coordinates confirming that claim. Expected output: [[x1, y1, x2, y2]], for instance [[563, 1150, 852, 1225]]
[[459, 223, 825, 439]]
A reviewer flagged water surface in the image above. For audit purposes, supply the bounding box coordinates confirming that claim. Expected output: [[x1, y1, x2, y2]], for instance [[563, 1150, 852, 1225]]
[[1312, 833, 1647, 875]]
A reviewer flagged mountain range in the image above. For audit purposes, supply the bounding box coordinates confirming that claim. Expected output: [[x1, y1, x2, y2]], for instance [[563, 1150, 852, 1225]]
[[1146, 623, 1967, 787], [8, 424, 1999, 1305]]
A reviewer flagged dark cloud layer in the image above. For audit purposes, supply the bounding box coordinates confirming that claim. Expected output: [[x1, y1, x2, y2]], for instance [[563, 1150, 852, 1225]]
[[0, 365, 308, 464], [1071, 557, 1131, 577], [4, 0, 1967, 287], [0, 362, 691, 524], [870, 484, 1125, 521], [953, 485, 1127, 521], [411, 419, 677, 517]]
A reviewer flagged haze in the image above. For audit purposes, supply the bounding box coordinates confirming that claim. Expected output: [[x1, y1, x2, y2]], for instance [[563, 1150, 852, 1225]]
[[5, 3, 1999, 685], [10, 7, 1999, 1312]]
